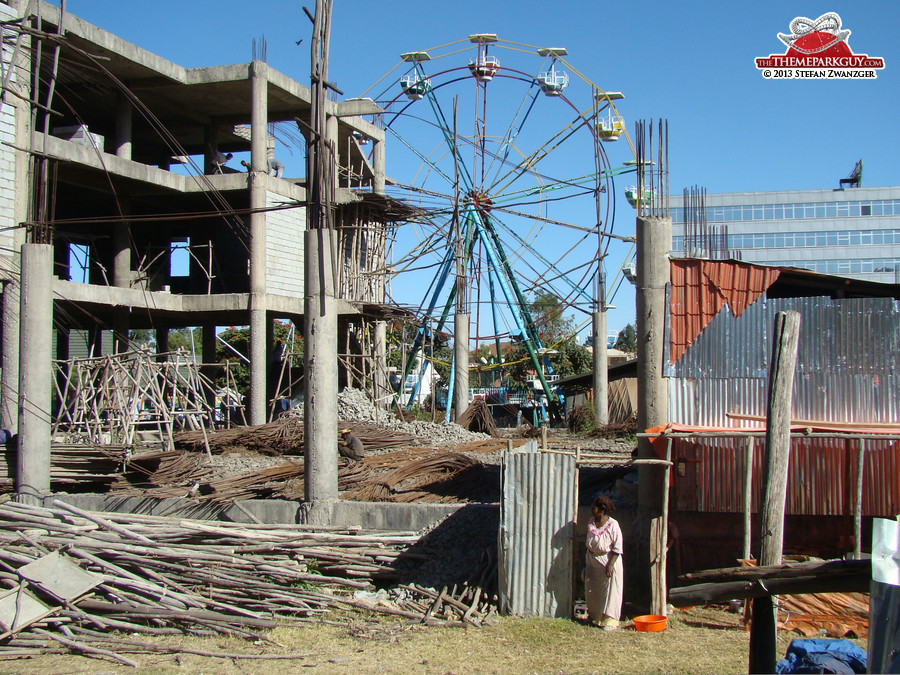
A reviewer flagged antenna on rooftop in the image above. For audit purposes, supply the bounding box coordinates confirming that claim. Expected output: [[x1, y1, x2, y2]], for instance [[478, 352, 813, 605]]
[[839, 159, 862, 189]]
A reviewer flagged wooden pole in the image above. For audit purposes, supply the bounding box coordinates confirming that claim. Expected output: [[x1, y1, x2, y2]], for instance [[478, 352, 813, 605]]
[[742, 437, 755, 561], [749, 310, 801, 675], [653, 437, 673, 615]]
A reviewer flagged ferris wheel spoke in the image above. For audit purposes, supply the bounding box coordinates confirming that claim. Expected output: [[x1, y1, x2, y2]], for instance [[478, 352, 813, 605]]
[[487, 209, 594, 306], [414, 67, 478, 192], [384, 124, 458, 189], [482, 82, 542, 190], [486, 112, 585, 197]]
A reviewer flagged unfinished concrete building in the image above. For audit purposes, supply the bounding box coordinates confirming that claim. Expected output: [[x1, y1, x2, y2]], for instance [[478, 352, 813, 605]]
[[0, 2, 405, 469]]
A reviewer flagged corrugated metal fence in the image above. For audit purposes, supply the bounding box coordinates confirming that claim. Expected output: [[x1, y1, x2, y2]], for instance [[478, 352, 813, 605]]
[[498, 443, 576, 618], [665, 293, 900, 516], [667, 296, 900, 425], [672, 435, 900, 516]]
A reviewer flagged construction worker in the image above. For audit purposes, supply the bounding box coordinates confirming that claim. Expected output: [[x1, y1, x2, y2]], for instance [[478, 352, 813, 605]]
[[338, 428, 365, 460], [212, 150, 232, 174], [267, 157, 285, 178]]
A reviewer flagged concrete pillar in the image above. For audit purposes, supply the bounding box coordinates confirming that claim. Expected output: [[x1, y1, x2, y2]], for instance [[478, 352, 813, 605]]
[[374, 320, 388, 410], [202, 323, 217, 364], [453, 313, 469, 421], [304, 228, 338, 503], [248, 60, 269, 426], [112, 209, 131, 353], [373, 139, 385, 195], [635, 214, 672, 610], [112, 227, 131, 288], [592, 309, 609, 426], [1, 282, 20, 435], [266, 316, 278, 406], [156, 327, 169, 357], [17, 244, 53, 504], [203, 123, 217, 175], [55, 323, 69, 427], [115, 93, 132, 160], [4, 0, 29, 438]]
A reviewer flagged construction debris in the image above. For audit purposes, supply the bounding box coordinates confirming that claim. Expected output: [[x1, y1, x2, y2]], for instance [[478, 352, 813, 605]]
[[0, 498, 498, 666], [174, 387, 490, 455], [330, 388, 492, 447], [456, 400, 499, 436], [174, 419, 418, 455], [108, 447, 496, 505]]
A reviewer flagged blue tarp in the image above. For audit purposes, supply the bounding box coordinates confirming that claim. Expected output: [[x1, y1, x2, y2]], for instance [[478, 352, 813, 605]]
[[776, 638, 867, 674]]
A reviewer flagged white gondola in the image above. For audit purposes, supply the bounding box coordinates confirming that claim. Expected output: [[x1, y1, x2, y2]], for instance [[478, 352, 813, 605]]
[[400, 74, 432, 101], [597, 113, 624, 141], [468, 55, 500, 82], [536, 69, 569, 96]]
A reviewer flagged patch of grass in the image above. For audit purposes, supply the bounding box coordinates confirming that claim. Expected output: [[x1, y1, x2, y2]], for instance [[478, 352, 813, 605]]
[[0, 606, 859, 674]]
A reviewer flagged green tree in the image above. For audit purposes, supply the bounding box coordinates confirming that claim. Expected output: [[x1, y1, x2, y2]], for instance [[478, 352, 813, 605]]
[[128, 329, 154, 350], [504, 291, 591, 383], [613, 323, 637, 353], [167, 327, 202, 355], [215, 321, 299, 396]]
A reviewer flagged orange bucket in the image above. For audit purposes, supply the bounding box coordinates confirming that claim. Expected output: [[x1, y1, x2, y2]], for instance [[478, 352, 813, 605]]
[[633, 615, 667, 632]]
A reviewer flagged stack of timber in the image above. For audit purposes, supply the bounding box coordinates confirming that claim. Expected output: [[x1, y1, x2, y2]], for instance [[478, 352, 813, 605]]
[[1, 444, 131, 493], [341, 450, 489, 503], [0, 499, 498, 666]]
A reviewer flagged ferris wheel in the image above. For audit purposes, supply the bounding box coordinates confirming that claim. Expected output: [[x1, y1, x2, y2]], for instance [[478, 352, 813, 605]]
[[360, 34, 636, 416]]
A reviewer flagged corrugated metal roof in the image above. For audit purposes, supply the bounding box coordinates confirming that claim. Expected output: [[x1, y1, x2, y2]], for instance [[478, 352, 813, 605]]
[[669, 260, 779, 363]]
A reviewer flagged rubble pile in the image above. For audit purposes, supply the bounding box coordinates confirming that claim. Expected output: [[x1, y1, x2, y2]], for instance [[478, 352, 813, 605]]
[[335, 388, 492, 448]]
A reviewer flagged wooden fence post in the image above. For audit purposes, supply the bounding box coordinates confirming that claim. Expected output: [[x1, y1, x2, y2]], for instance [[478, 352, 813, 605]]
[[749, 310, 801, 675]]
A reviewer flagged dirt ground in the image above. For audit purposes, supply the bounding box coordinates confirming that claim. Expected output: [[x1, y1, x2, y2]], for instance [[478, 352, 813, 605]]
[[0, 605, 862, 674]]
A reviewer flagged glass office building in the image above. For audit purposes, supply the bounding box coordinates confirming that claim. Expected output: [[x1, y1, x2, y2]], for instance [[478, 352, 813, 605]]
[[669, 185, 900, 283]]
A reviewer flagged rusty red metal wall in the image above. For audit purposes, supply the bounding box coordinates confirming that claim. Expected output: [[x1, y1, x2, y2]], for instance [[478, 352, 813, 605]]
[[672, 436, 899, 517]]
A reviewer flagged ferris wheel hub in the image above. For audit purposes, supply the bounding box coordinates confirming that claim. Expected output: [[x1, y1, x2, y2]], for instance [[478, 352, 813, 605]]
[[468, 190, 494, 213]]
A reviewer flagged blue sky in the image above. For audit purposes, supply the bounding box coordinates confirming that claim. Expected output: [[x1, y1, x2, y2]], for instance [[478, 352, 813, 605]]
[[52, 1, 900, 337]]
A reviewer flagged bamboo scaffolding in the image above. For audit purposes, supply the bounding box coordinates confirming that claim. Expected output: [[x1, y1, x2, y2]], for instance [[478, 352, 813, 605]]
[[51, 350, 242, 456]]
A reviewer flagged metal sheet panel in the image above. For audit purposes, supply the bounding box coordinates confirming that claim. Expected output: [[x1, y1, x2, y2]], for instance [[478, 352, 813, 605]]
[[669, 377, 768, 428], [671, 296, 899, 426], [669, 299, 769, 379], [498, 444, 576, 618], [672, 436, 899, 517]]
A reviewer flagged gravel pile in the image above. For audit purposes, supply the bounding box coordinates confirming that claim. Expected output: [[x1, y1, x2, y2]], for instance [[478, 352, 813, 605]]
[[336, 388, 492, 448]]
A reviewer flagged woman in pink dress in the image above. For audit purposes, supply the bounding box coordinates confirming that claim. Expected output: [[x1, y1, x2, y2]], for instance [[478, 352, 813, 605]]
[[585, 495, 624, 629]]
